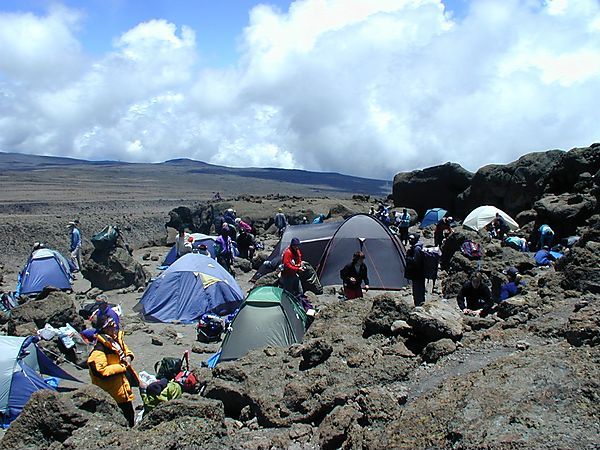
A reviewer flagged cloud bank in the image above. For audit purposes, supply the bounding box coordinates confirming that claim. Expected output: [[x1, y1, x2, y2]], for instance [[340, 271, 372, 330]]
[[0, 0, 599, 179]]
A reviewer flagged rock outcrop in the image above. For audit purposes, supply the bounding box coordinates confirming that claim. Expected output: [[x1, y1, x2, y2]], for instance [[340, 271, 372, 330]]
[[82, 246, 148, 290]]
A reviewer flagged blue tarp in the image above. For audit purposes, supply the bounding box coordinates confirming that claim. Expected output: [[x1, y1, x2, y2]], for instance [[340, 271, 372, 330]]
[[420, 208, 447, 229], [137, 253, 243, 324]]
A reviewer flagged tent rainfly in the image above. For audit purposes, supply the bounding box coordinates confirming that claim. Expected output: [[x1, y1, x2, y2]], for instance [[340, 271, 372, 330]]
[[462, 205, 519, 232]]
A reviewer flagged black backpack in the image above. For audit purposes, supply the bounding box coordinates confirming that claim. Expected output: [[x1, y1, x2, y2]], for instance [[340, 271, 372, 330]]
[[154, 357, 183, 381], [91, 225, 120, 250], [404, 244, 423, 280]]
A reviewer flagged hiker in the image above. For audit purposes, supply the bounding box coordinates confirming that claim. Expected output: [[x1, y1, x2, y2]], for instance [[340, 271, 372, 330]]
[[68, 220, 82, 273], [369, 206, 375, 216], [340, 251, 370, 299], [175, 228, 192, 258], [499, 267, 524, 301], [216, 225, 234, 274], [503, 236, 529, 252], [457, 272, 494, 316], [141, 378, 182, 413], [213, 192, 222, 201], [223, 208, 236, 226], [397, 208, 411, 246], [280, 237, 303, 296], [406, 234, 426, 306], [301, 216, 309, 225], [90, 294, 120, 331], [274, 209, 287, 237], [313, 214, 325, 224], [538, 224, 555, 249], [534, 246, 555, 267], [236, 228, 255, 260], [434, 217, 451, 247], [87, 317, 136, 427], [235, 217, 252, 233], [197, 243, 211, 257]]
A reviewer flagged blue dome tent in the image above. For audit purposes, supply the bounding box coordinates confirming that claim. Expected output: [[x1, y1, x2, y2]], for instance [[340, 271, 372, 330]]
[[161, 233, 217, 267], [0, 336, 80, 427], [136, 253, 243, 323], [17, 249, 73, 296], [420, 208, 447, 229]]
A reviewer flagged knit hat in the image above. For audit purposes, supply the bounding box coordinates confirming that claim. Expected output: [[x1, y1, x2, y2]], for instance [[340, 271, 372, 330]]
[[291, 237, 300, 246]]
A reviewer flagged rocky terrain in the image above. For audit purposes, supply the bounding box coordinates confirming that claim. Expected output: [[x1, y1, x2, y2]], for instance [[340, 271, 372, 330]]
[[0, 145, 599, 449]]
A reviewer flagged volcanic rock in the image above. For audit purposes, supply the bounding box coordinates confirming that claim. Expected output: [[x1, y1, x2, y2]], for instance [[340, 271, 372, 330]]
[[408, 300, 464, 343], [363, 293, 412, 337], [421, 338, 457, 363], [82, 246, 148, 290], [533, 193, 597, 236], [564, 301, 600, 347]]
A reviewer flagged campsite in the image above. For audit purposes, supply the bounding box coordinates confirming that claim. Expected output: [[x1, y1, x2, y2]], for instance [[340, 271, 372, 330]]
[[0, 144, 598, 449]]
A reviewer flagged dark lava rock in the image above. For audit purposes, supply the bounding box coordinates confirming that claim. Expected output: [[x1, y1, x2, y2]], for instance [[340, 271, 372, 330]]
[[318, 405, 362, 450], [301, 338, 333, 370], [82, 246, 148, 290], [564, 302, 600, 347], [533, 193, 597, 236], [140, 397, 225, 430], [392, 163, 473, 217], [7, 290, 83, 335], [327, 204, 358, 219], [363, 293, 412, 337], [0, 385, 126, 450], [556, 225, 600, 294], [421, 338, 457, 363], [253, 271, 280, 288], [233, 257, 252, 273]]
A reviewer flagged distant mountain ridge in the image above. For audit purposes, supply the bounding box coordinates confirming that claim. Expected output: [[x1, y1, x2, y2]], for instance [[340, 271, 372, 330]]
[[0, 151, 388, 195]]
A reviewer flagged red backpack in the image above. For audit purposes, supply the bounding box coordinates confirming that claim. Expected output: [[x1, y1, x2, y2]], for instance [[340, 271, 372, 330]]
[[460, 240, 483, 260], [174, 351, 200, 394]]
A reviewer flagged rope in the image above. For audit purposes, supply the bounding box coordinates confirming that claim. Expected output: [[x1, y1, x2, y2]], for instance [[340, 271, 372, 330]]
[[41, 345, 88, 371]]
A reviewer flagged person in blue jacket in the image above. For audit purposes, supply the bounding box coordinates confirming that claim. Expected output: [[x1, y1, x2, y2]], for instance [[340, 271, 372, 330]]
[[534, 246, 555, 267], [538, 224, 555, 249], [499, 267, 524, 301], [68, 220, 82, 273]]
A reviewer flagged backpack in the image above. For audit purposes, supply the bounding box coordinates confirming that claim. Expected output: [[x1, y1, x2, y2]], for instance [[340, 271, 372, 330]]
[[422, 246, 441, 281], [196, 314, 224, 343], [91, 226, 120, 250], [174, 351, 200, 394], [460, 240, 483, 260], [154, 357, 183, 381]]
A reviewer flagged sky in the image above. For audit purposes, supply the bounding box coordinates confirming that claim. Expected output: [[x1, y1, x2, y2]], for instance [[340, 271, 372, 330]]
[[0, 0, 599, 180]]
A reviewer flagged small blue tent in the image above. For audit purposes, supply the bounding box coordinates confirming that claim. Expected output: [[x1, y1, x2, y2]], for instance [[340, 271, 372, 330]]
[[0, 335, 80, 427], [17, 249, 72, 296], [161, 233, 217, 267], [420, 208, 447, 229], [137, 253, 243, 323]]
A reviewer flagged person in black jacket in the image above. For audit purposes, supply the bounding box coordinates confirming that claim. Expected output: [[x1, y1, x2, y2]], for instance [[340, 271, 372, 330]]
[[457, 272, 494, 316], [340, 252, 370, 299], [406, 234, 426, 306]]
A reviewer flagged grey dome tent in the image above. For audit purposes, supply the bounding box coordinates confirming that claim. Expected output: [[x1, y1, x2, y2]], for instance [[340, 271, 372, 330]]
[[252, 221, 342, 281], [217, 286, 309, 363], [318, 214, 408, 289]]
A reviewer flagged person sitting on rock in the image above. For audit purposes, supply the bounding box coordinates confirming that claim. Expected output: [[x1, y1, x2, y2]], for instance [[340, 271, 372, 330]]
[[538, 224, 555, 249], [141, 378, 182, 413], [499, 267, 524, 301], [175, 228, 192, 258], [534, 246, 555, 267], [87, 317, 137, 427], [236, 228, 255, 260], [280, 237, 304, 296], [457, 272, 494, 316], [340, 251, 370, 299]]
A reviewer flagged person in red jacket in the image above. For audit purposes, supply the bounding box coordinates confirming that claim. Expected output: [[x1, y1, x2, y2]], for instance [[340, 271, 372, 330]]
[[281, 237, 304, 296]]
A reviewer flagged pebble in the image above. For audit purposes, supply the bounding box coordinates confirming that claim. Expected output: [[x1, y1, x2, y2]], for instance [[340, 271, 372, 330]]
[[151, 337, 163, 346]]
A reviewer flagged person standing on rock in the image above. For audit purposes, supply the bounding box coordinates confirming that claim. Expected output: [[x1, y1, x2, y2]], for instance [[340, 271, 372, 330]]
[[405, 234, 426, 306], [280, 237, 304, 296], [216, 224, 235, 274], [340, 251, 370, 299], [87, 317, 137, 427], [274, 208, 287, 237], [68, 220, 82, 273], [457, 272, 494, 316], [434, 216, 452, 247], [397, 208, 411, 246]]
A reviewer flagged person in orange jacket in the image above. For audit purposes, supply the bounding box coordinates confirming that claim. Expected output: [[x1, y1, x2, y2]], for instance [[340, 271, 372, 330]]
[[87, 317, 137, 427], [280, 237, 304, 296]]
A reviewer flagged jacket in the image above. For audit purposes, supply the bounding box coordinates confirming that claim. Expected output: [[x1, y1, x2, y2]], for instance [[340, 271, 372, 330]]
[[70, 228, 81, 251], [88, 331, 135, 404], [282, 247, 302, 277], [340, 263, 369, 289], [142, 381, 182, 412], [457, 281, 493, 311]]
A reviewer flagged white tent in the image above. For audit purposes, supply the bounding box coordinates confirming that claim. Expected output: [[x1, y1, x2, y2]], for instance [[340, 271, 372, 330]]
[[462, 205, 519, 232]]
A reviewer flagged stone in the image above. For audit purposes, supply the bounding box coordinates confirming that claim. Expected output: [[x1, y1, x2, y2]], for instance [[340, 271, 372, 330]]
[[318, 405, 361, 450], [390, 319, 412, 335], [82, 246, 148, 290], [421, 338, 457, 363], [363, 293, 412, 338], [150, 255, 159, 261], [253, 271, 280, 288], [142, 251, 151, 260], [139, 397, 225, 430], [564, 302, 600, 347], [534, 193, 597, 237], [233, 257, 252, 273], [151, 337, 164, 346], [300, 339, 333, 370], [409, 300, 464, 343]]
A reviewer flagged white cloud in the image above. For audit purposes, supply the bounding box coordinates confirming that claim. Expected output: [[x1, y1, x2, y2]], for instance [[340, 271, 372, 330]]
[[0, 0, 599, 180]]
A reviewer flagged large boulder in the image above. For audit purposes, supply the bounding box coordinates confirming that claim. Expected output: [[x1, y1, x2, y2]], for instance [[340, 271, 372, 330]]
[[408, 300, 464, 343], [7, 290, 83, 335], [0, 385, 127, 450], [363, 293, 412, 337], [392, 163, 473, 217], [533, 193, 597, 237], [563, 301, 600, 347], [82, 246, 148, 290], [556, 223, 600, 294]]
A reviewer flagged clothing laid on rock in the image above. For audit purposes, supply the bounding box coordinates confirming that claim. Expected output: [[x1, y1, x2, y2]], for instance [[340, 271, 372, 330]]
[[142, 379, 182, 412]]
